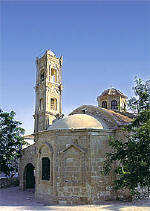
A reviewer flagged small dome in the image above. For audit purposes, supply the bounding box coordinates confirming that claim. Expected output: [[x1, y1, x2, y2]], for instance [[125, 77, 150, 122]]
[[99, 88, 127, 98], [48, 114, 103, 130]]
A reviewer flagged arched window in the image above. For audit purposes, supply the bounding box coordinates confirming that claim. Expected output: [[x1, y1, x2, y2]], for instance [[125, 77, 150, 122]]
[[111, 100, 118, 110], [51, 68, 57, 83], [102, 101, 107, 109], [42, 157, 50, 180], [51, 98, 57, 111], [40, 71, 45, 82], [39, 98, 44, 111], [49, 65, 51, 81]]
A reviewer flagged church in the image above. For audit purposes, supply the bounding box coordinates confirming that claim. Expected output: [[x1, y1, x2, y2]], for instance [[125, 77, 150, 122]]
[[19, 50, 132, 204]]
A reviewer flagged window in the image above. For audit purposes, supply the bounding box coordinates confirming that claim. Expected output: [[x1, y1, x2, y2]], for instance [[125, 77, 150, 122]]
[[51, 68, 57, 83], [40, 72, 45, 82], [42, 157, 50, 180], [51, 98, 57, 111], [102, 101, 107, 109], [51, 99, 54, 110], [49, 65, 51, 81], [39, 98, 44, 111], [111, 100, 118, 110], [46, 119, 49, 129], [124, 103, 126, 111]]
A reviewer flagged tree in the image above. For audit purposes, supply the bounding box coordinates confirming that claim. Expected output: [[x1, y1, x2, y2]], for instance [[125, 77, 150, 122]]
[[0, 109, 26, 177], [103, 78, 150, 198]]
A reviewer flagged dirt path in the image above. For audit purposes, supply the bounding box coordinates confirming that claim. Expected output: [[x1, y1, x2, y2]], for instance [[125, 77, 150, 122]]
[[0, 187, 150, 211]]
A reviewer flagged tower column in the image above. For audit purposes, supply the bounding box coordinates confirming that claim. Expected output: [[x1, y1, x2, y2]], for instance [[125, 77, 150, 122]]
[[34, 50, 63, 133]]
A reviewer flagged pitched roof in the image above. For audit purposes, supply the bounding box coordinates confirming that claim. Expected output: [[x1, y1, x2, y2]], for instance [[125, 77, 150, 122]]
[[103, 108, 132, 124], [23, 134, 34, 139], [99, 88, 127, 98]]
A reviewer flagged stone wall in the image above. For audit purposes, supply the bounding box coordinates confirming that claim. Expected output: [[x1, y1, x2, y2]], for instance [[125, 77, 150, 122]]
[[19, 127, 130, 204], [0, 177, 19, 188], [88, 130, 116, 202], [35, 129, 90, 203], [19, 143, 36, 190], [35, 128, 118, 204]]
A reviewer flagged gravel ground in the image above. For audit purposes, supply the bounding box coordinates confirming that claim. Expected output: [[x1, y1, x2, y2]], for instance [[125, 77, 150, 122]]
[[0, 187, 150, 211]]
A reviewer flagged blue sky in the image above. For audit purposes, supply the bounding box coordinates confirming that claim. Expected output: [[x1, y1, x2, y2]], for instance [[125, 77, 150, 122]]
[[1, 0, 150, 134]]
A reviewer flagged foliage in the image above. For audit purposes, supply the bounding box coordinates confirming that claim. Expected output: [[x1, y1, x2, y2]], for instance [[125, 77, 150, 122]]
[[0, 109, 26, 177], [103, 78, 150, 198]]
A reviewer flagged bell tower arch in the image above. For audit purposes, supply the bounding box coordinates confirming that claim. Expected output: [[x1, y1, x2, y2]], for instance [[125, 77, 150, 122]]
[[34, 50, 63, 133]]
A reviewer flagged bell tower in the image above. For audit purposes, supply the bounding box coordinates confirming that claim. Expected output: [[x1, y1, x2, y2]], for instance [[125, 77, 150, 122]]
[[34, 50, 63, 133]]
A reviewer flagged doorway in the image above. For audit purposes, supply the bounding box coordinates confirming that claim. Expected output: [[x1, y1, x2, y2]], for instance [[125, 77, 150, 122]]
[[23, 163, 35, 189]]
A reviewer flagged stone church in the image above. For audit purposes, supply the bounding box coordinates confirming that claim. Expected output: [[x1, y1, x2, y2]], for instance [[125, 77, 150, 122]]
[[19, 50, 132, 204]]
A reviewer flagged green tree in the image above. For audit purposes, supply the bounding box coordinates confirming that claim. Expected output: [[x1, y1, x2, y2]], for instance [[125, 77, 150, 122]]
[[0, 109, 26, 177], [103, 78, 150, 198]]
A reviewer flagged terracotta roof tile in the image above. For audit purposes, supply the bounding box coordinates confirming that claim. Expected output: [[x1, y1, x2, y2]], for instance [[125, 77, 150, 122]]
[[99, 88, 127, 98], [23, 134, 34, 139]]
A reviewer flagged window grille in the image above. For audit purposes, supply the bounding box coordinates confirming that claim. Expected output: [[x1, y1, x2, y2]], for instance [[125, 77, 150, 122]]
[[51, 98, 57, 111], [111, 100, 118, 110], [51, 99, 54, 110]]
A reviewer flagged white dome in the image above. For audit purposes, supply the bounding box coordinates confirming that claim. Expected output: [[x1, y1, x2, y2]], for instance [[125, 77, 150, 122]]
[[48, 114, 103, 130]]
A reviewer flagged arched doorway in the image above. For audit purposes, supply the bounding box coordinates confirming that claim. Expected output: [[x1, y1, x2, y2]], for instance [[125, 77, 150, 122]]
[[23, 163, 35, 189]]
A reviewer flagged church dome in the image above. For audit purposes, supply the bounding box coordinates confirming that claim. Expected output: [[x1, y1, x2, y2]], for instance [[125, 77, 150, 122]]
[[48, 114, 103, 130], [99, 88, 127, 98]]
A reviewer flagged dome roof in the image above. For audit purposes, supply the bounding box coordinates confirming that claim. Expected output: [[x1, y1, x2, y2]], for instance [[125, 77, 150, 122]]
[[48, 114, 103, 130], [99, 88, 127, 98], [69, 105, 132, 128]]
